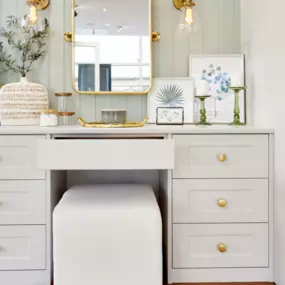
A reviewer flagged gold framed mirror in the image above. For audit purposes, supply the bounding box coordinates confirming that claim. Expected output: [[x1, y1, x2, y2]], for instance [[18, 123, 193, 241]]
[[72, 0, 153, 95]]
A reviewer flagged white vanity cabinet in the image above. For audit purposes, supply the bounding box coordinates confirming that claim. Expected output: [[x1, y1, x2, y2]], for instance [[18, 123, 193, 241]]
[[0, 126, 274, 285], [169, 134, 273, 283], [0, 135, 47, 285]]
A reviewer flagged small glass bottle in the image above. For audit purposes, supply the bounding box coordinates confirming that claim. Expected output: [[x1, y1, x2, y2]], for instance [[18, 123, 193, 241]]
[[58, 112, 76, 126], [55, 93, 72, 112]]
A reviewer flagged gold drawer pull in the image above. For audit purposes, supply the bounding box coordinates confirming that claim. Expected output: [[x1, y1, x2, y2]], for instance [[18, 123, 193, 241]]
[[218, 199, 228, 207], [218, 153, 227, 162], [217, 243, 228, 253]]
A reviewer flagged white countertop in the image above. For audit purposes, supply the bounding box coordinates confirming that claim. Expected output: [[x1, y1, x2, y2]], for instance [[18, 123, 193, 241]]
[[0, 124, 274, 135]]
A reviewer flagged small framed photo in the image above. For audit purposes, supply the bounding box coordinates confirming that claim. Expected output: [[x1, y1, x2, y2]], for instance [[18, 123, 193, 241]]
[[156, 107, 184, 125]]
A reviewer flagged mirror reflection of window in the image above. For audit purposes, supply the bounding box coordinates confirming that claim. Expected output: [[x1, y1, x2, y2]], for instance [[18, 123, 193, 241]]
[[75, 36, 150, 92]]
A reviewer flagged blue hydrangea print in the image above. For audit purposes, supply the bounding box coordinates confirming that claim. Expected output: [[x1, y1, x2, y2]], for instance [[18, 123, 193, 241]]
[[201, 64, 231, 101]]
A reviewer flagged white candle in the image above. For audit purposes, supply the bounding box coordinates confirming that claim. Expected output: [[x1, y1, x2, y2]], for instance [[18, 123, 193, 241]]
[[231, 75, 243, 87], [195, 80, 209, 96]]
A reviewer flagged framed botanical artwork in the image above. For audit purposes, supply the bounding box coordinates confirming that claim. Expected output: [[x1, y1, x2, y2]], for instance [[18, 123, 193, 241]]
[[189, 54, 246, 124], [156, 107, 184, 125], [148, 78, 194, 124]]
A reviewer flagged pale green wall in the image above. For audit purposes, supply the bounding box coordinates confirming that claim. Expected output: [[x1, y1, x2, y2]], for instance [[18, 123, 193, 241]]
[[0, 0, 241, 121]]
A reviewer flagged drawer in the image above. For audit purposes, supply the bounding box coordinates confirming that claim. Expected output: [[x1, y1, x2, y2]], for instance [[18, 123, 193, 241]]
[[0, 136, 46, 180], [37, 139, 174, 170], [0, 225, 45, 270], [173, 179, 268, 223], [173, 224, 268, 269], [0, 181, 46, 225], [173, 135, 268, 178]]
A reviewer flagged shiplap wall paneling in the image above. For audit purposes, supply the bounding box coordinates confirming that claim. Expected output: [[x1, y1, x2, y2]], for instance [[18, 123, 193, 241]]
[[0, 0, 241, 122]]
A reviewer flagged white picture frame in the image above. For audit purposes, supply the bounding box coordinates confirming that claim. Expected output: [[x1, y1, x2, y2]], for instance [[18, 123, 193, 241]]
[[147, 78, 194, 124], [189, 54, 246, 124]]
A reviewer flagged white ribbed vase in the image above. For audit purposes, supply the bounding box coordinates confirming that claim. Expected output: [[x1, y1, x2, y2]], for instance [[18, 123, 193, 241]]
[[0, 77, 49, 126]]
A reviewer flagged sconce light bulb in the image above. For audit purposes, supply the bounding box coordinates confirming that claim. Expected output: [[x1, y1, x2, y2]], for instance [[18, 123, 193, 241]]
[[185, 7, 193, 25], [29, 4, 39, 25]]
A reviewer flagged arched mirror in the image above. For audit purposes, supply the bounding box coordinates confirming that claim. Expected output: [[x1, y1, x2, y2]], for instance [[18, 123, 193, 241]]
[[72, 0, 152, 95]]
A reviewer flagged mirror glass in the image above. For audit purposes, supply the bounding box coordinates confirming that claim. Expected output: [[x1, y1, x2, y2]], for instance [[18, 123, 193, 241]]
[[73, 0, 152, 95]]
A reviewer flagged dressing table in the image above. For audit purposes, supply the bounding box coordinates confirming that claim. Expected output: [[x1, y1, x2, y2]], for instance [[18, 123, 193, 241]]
[[0, 125, 274, 285]]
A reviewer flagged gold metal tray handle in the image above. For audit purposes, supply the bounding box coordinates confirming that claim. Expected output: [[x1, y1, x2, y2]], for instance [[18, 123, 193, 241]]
[[217, 243, 228, 253], [78, 117, 149, 128]]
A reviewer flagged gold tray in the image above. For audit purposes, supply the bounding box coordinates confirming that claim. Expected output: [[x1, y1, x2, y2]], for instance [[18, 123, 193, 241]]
[[78, 117, 148, 128]]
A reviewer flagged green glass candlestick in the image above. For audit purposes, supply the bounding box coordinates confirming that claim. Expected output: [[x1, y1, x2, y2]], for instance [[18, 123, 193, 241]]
[[195, 95, 212, 125], [229, 87, 245, 126]]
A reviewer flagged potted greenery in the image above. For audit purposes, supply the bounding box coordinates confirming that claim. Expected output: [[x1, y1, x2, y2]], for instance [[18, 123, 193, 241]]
[[0, 15, 49, 126]]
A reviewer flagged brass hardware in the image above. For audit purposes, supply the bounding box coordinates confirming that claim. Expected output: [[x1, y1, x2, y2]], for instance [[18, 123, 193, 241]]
[[27, 0, 50, 10], [152, 32, 161, 42], [217, 243, 228, 253], [78, 117, 149, 128], [64, 32, 72, 42], [58, 112, 76, 117], [173, 0, 195, 10], [218, 153, 227, 162], [218, 199, 228, 208]]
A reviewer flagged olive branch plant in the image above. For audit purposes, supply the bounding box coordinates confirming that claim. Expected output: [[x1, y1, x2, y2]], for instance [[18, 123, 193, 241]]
[[0, 15, 49, 78]]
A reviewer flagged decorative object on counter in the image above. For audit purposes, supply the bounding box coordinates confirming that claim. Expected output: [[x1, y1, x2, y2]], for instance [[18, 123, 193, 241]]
[[58, 112, 76, 126], [0, 78, 48, 126], [40, 109, 58, 127], [148, 78, 194, 124], [55, 93, 72, 112], [189, 54, 246, 124], [78, 117, 149, 128], [229, 86, 246, 126], [193, 79, 211, 125], [0, 16, 49, 126], [174, 0, 200, 33], [156, 107, 184, 125], [101, 109, 127, 124], [194, 95, 212, 125]]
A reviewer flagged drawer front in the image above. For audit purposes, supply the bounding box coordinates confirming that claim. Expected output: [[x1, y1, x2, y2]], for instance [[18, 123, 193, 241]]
[[0, 226, 46, 270], [173, 224, 268, 269], [173, 135, 268, 178], [0, 136, 45, 180], [173, 179, 268, 223], [37, 139, 174, 170], [0, 181, 46, 225]]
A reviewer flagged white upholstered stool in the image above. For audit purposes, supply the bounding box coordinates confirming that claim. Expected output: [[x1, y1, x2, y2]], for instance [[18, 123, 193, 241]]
[[53, 184, 162, 285]]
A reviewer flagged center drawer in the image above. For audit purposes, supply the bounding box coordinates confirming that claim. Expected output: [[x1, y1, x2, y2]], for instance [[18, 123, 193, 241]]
[[37, 138, 174, 170], [173, 135, 268, 178]]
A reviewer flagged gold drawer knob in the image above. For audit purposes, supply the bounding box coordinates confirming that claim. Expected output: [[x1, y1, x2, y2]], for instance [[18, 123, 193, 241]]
[[217, 243, 228, 253], [218, 199, 228, 207], [218, 153, 227, 162]]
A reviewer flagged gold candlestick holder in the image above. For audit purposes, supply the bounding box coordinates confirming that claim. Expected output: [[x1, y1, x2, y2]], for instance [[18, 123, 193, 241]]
[[229, 86, 245, 126]]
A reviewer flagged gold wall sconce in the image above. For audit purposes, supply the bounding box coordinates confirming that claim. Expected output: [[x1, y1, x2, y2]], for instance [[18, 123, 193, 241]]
[[24, 0, 50, 27], [64, 32, 161, 43], [173, 0, 200, 32], [27, 0, 50, 10]]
